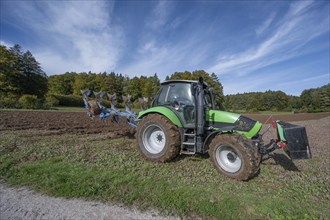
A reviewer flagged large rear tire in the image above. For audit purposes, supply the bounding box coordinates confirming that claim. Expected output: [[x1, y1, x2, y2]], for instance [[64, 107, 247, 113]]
[[136, 114, 180, 162], [209, 133, 260, 181]]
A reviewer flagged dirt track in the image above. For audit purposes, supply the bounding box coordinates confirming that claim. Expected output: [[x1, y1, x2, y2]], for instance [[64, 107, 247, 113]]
[[0, 179, 173, 220]]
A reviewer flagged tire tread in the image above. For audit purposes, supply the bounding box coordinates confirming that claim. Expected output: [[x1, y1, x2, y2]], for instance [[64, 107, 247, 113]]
[[136, 114, 180, 162], [209, 133, 260, 181]]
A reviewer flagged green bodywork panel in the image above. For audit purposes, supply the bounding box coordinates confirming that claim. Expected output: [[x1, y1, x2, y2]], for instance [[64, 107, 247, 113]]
[[206, 110, 240, 123], [237, 121, 262, 139], [276, 120, 286, 141], [138, 106, 182, 127], [139, 107, 262, 139], [205, 110, 262, 139]]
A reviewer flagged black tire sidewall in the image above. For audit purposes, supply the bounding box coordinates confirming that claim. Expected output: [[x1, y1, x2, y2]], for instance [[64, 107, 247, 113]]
[[138, 119, 169, 160], [209, 133, 259, 180], [137, 114, 180, 162], [211, 141, 247, 178]]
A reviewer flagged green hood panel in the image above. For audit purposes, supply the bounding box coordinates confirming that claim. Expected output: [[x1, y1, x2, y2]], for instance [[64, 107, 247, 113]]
[[206, 110, 240, 123], [275, 120, 286, 141], [138, 106, 182, 127], [206, 110, 262, 139], [237, 121, 262, 139]]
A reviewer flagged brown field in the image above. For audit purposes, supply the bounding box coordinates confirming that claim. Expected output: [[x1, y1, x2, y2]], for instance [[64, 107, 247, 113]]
[[246, 112, 330, 124], [1, 111, 329, 135], [0, 111, 135, 137], [1, 111, 328, 159], [0, 110, 329, 186], [0, 110, 329, 218]]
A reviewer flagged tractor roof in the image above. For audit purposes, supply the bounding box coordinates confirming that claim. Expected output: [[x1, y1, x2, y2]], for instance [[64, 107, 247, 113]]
[[161, 80, 208, 87], [161, 80, 197, 85]]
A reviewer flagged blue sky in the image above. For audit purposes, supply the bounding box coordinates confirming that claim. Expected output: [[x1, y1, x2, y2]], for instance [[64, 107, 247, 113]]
[[1, 0, 329, 95]]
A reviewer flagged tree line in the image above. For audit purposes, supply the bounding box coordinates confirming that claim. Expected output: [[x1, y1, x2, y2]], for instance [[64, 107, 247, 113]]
[[225, 85, 329, 113], [48, 72, 161, 108], [1, 44, 329, 112]]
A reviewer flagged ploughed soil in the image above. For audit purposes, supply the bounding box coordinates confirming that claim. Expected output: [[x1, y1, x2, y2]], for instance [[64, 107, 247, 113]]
[[0, 111, 136, 138], [0, 111, 329, 136], [0, 110, 329, 219], [245, 112, 330, 124]]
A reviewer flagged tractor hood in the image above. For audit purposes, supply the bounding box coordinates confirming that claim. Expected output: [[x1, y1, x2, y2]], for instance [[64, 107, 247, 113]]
[[205, 110, 262, 139]]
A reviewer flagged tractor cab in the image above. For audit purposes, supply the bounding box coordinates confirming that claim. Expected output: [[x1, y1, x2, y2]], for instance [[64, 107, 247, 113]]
[[151, 79, 214, 128], [152, 80, 198, 127]]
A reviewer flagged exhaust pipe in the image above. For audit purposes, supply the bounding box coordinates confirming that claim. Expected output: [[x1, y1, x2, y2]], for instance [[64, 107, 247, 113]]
[[195, 77, 206, 152]]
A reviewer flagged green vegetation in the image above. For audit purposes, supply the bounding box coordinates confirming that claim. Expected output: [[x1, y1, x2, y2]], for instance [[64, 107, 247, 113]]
[[48, 107, 86, 112], [0, 107, 83, 112], [0, 44, 47, 108], [0, 130, 329, 219], [300, 85, 330, 113], [1, 43, 328, 113], [18, 95, 40, 109], [48, 71, 161, 107], [225, 87, 330, 113]]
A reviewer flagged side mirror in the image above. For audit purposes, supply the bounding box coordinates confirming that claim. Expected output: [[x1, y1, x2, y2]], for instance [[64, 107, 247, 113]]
[[198, 77, 204, 84], [191, 83, 197, 94]]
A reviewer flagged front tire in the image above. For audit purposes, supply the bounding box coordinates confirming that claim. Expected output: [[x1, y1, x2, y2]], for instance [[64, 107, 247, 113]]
[[209, 133, 260, 181], [136, 114, 180, 162]]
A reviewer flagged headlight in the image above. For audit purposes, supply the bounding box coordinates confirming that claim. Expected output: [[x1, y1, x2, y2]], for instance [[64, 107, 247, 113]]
[[233, 116, 257, 132]]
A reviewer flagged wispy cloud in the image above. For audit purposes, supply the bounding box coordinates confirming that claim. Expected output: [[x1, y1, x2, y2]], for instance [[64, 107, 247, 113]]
[[255, 12, 276, 37], [222, 65, 329, 95], [289, 0, 314, 16], [300, 74, 329, 83], [120, 1, 216, 77], [208, 1, 328, 77], [2, 0, 327, 96], [145, 1, 172, 30], [6, 1, 122, 74], [279, 73, 329, 86], [222, 73, 279, 95], [119, 30, 212, 76], [277, 73, 329, 95]]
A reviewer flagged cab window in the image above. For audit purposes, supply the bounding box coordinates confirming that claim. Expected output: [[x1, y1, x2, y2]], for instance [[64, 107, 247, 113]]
[[165, 83, 194, 106], [153, 85, 168, 106]]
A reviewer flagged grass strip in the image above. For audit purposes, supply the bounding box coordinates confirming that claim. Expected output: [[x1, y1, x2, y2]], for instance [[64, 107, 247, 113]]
[[0, 131, 329, 219]]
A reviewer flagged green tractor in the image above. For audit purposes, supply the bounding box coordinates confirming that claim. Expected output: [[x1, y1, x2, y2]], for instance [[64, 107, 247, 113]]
[[136, 77, 311, 180]]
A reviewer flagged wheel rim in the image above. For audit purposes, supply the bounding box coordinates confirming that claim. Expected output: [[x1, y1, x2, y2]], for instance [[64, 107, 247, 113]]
[[215, 145, 242, 173], [142, 124, 166, 154]]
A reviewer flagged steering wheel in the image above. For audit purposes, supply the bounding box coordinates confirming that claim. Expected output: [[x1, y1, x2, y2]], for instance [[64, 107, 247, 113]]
[[171, 97, 190, 111]]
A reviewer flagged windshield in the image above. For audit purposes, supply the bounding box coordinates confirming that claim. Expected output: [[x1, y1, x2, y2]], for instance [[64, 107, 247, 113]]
[[153, 82, 196, 109], [166, 83, 194, 106]]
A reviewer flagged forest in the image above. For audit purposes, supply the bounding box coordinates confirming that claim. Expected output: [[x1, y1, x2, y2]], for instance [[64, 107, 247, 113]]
[[1, 44, 329, 112]]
